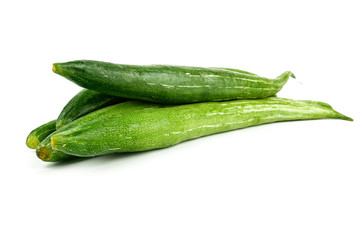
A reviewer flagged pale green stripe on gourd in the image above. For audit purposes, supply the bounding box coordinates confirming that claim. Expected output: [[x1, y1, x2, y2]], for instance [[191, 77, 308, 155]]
[[52, 60, 295, 104], [56, 89, 127, 129], [211, 67, 259, 76], [50, 97, 352, 158], [26, 120, 56, 149]]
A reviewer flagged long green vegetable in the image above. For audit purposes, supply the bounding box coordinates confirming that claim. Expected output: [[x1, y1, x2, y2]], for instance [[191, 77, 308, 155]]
[[52, 60, 294, 104], [26, 120, 56, 149], [50, 97, 352, 157], [56, 89, 127, 129]]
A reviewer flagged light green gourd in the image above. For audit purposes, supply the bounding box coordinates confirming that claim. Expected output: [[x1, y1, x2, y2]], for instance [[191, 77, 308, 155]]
[[49, 97, 352, 158]]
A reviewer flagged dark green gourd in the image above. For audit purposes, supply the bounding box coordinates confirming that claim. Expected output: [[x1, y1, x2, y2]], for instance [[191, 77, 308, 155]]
[[53, 60, 294, 104]]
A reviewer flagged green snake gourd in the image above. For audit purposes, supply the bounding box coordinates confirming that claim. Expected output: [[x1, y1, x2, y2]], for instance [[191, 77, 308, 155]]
[[53, 60, 295, 104], [50, 97, 352, 157]]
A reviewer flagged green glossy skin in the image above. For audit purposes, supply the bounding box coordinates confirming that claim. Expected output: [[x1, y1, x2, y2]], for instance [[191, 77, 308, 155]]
[[53, 60, 294, 104], [51, 97, 352, 157], [36, 101, 171, 161], [56, 89, 127, 129], [26, 120, 56, 149]]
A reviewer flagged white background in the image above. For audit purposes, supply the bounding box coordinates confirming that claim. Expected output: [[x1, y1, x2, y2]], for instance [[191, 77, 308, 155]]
[[1, 0, 359, 239]]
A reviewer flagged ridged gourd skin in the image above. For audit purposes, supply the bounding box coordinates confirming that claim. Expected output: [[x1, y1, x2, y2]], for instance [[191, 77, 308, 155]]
[[26, 120, 56, 149], [50, 97, 352, 157], [56, 89, 127, 129], [52, 60, 295, 104], [36, 101, 172, 161]]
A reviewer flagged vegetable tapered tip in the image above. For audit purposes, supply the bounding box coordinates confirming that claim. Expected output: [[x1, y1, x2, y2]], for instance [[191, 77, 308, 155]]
[[52, 63, 63, 74], [331, 108, 353, 121], [36, 147, 51, 161], [26, 135, 40, 149], [290, 72, 296, 79], [337, 113, 353, 121], [277, 71, 296, 80], [52, 63, 58, 73]]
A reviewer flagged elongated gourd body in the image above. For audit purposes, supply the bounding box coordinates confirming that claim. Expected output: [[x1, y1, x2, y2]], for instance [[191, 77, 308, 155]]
[[36, 101, 171, 161], [52, 60, 294, 104], [56, 89, 127, 129], [50, 97, 352, 157], [26, 120, 56, 149]]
